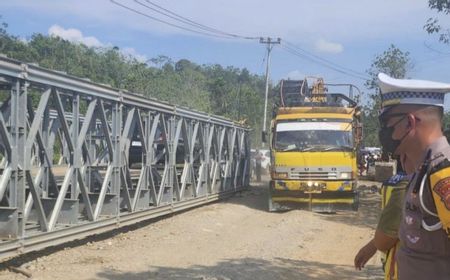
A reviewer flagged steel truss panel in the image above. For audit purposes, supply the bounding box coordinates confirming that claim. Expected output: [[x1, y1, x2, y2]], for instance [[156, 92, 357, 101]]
[[0, 56, 251, 261]]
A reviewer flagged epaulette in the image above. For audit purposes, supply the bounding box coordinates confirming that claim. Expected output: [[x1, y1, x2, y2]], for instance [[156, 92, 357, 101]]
[[431, 158, 450, 173]]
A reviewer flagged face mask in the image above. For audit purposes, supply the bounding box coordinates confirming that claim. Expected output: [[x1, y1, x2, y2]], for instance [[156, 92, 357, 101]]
[[378, 115, 409, 155]]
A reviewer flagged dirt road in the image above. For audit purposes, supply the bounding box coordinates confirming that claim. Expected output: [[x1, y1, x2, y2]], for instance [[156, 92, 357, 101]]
[[0, 180, 384, 280]]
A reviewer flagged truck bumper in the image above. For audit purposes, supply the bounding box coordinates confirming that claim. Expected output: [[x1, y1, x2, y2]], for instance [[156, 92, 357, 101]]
[[269, 181, 359, 212]]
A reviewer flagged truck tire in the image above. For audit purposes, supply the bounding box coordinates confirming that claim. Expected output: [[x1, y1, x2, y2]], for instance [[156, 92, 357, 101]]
[[268, 186, 278, 212], [268, 196, 276, 212], [352, 192, 360, 211]]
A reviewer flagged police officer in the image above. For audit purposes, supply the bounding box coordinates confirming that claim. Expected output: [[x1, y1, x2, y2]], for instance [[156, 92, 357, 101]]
[[354, 157, 412, 280], [377, 73, 450, 279]]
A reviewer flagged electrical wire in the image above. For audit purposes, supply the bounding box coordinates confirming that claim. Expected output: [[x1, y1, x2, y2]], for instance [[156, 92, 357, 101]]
[[112, 0, 259, 40], [111, 0, 234, 39], [140, 0, 259, 40], [281, 44, 358, 79], [423, 41, 450, 55], [135, 0, 229, 36], [280, 44, 369, 81], [283, 40, 369, 78], [284, 40, 368, 77], [111, 0, 370, 82]]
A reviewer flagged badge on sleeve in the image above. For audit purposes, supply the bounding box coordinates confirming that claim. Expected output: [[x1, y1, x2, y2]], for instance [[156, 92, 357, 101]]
[[433, 177, 450, 210], [429, 164, 450, 235]]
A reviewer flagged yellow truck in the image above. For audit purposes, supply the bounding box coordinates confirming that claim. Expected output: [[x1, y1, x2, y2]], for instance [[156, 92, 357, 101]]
[[268, 78, 362, 212]]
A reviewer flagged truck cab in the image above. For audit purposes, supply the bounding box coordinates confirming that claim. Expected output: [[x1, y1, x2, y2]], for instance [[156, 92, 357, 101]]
[[268, 78, 362, 212]]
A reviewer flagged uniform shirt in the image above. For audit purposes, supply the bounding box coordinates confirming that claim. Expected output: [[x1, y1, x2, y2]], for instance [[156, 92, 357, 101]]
[[397, 136, 450, 280]]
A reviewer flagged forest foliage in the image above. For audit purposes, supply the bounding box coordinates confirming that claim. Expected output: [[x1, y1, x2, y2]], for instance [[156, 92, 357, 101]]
[[0, 20, 269, 146]]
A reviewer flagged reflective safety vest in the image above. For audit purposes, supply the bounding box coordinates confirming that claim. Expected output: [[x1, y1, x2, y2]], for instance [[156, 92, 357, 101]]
[[382, 239, 400, 280], [380, 174, 408, 280]]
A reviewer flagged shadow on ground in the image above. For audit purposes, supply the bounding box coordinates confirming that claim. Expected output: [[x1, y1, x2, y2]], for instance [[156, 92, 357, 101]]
[[223, 179, 381, 230], [316, 191, 380, 230], [97, 257, 383, 280], [223, 181, 271, 212]]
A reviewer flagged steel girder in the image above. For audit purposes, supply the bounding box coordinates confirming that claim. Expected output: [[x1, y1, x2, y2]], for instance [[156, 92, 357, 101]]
[[0, 56, 251, 260]]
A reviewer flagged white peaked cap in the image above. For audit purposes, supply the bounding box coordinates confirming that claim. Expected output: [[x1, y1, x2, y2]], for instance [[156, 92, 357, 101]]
[[378, 73, 450, 109]]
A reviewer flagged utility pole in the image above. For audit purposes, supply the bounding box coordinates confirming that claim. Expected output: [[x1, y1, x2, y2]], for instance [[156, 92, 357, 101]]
[[260, 37, 281, 147]]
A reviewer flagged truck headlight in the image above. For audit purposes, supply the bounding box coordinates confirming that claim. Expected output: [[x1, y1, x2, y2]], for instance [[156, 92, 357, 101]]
[[340, 172, 352, 179], [275, 172, 288, 179]]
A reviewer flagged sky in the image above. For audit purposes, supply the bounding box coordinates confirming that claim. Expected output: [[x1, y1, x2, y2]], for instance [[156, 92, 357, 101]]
[[2, 0, 450, 107]]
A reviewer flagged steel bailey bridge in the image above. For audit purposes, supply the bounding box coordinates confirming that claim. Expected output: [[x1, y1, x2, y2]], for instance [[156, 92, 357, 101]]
[[0, 55, 251, 260]]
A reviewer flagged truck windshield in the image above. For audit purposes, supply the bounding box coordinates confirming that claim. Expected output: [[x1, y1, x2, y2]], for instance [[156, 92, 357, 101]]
[[275, 122, 353, 152]]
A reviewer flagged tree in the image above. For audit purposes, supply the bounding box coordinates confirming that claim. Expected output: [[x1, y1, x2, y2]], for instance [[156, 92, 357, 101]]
[[424, 0, 450, 44], [444, 112, 450, 129], [365, 44, 412, 90], [0, 15, 7, 36], [175, 59, 196, 72], [363, 45, 413, 147]]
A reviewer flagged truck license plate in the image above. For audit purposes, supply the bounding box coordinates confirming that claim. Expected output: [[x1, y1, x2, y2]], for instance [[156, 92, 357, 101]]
[[303, 186, 322, 194], [304, 190, 322, 194]]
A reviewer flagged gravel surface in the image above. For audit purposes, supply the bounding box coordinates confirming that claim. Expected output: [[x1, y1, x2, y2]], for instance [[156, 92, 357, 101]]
[[0, 179, 384, 280]]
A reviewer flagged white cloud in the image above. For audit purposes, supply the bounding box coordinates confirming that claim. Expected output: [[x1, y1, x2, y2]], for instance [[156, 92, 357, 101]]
[[48, 25, 103, 47], [47, 25, 147, 62], [314, 39, 343, 54], [18, 37, 28, 44], [121, 47, 148, 63]]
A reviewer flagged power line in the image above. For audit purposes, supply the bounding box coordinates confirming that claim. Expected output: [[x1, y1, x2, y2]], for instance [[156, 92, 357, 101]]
[[110, 0, 234, 39], [135, 0, 230, 36], [423, 41, 450, 55], [284, 41, 367, 76], [280, 44, 369, 81], [140, 0, 259, 40], [282, 45, 367, 81], [283, 40, 369, 78], [111, 0, 369, 82], [111, 0, 259, 40]]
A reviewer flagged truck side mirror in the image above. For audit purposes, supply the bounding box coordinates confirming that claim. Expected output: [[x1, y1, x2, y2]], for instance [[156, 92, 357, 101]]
[[261, 131, 267, 143]]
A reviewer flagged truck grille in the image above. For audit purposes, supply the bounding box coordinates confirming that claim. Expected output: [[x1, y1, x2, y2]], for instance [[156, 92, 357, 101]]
[[290, 171, 338, 180]]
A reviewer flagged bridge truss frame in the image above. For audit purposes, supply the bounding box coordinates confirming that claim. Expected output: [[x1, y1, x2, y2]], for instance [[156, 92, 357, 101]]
[[0, 56, 251, 260]]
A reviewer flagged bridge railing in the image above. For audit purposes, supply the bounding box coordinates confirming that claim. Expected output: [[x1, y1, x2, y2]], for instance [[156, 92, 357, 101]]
[[0, 55, 251, 260]]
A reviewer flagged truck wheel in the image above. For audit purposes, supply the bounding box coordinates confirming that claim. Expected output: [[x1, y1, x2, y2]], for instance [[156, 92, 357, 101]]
[[352, 192, 360, 211], [268, 196, 276, 212], [268, 187, 277, 212]]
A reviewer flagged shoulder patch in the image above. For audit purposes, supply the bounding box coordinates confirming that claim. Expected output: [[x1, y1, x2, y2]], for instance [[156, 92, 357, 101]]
[[430, 164, 450, 210], [429, 156, 450, 236], [433, 177, 450, 210], [431, 158, 450, 173]]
